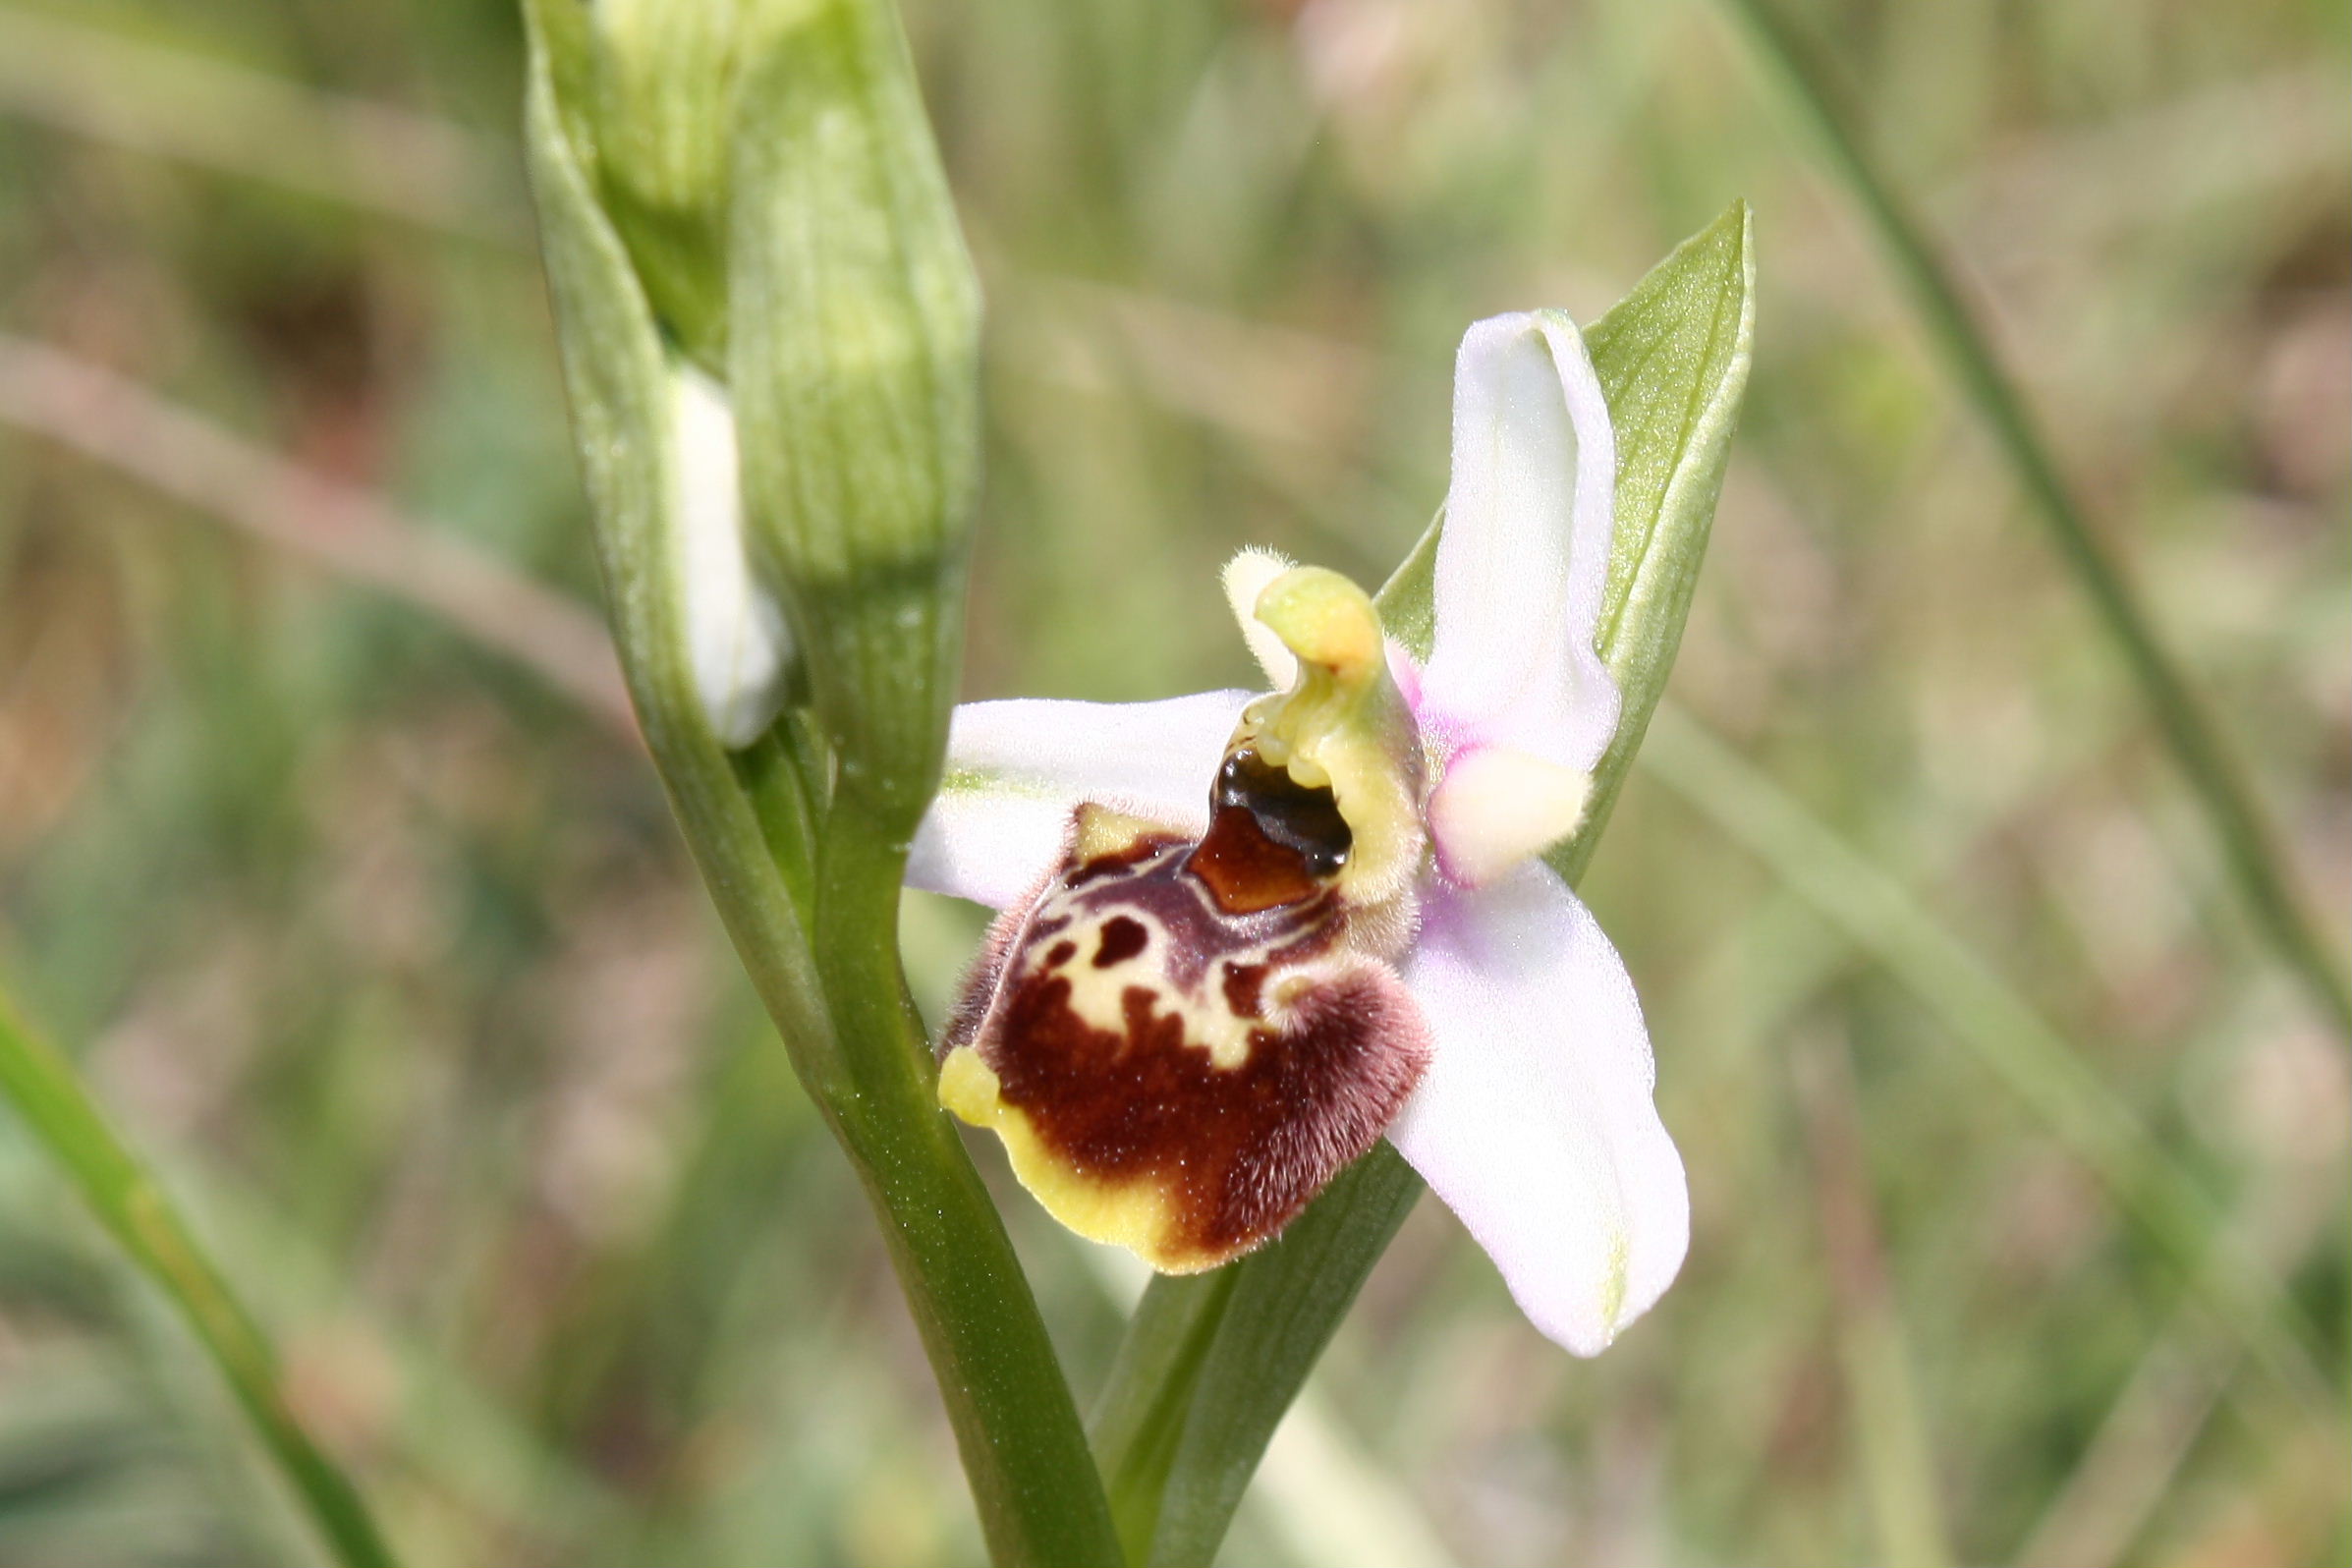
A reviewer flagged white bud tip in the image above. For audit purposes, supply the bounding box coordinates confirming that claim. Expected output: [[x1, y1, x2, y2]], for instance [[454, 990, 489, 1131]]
[[673, 365, 793, 747]]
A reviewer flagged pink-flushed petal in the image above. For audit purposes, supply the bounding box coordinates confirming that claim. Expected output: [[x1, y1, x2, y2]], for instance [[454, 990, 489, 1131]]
[[1388, 861, 1687, 1355], [907, 690, 1255, 909], [1417, 311, 1620, 772]]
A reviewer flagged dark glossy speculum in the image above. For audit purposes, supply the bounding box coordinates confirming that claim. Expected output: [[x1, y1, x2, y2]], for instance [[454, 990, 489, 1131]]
[[1188, 749, 1352, 916], [1212, 751, 1350, 872]]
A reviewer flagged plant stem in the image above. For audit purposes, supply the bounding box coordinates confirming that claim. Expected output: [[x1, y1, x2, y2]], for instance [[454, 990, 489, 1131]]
[[627, 697, 1119, 1568], [0, 989, 399, 1568], [521, 29, 1118, 1548], [1713, 0, 2352, 1041], [808, 805, 1127, 1567]]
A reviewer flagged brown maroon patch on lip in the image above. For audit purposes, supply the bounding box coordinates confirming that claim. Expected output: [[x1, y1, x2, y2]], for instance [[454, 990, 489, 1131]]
[[972, 952, 1430, 1267], [948, 799, 1426, 1267], [1067, 830, 1185, 888], [1220, 962, 1267, 1019], [1092, 917, 1149, 968]]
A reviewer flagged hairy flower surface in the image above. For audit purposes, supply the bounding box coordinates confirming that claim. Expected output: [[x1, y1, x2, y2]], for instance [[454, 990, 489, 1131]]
[[911, 312, 1688, 1355]]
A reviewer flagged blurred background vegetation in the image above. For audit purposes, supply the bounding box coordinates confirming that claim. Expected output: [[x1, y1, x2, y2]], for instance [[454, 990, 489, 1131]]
[[0, 0, 2344, 1563]]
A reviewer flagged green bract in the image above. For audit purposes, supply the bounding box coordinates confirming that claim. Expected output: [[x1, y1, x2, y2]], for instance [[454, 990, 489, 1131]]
[[526, 0, 978, 828], [531, 0, 804, 363], [730, 0, 980, 832]]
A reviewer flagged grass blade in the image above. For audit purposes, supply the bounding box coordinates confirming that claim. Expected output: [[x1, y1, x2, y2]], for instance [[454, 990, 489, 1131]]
[[0, 988, 399, 1568], [1794, 1034, 1954, 1568], [1711, 0, 2352, 1042], [1638, 704, 2329, 1410]]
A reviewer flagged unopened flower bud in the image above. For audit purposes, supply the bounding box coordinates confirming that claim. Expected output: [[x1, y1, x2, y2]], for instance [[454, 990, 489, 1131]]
[[728, 0, 981, 829]]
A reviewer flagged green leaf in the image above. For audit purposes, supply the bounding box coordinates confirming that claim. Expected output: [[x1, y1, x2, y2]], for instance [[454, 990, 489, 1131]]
[[1555, 199, 1755, 883], [1095, 1148, 1424, 1568], [1712, 0, 2350, 1041], [1090, 1270, 1241, 1564], [1092, 202, 1757, 1567]]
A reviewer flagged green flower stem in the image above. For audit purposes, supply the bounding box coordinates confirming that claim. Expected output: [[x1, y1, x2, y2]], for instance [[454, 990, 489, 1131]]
[[522, 21, 1118, 1555], [0, 988, 399, 1568], [612, 635, 1118, 1568], [812, 809, 1126, 1568], [1713, 0, 2352, 1043], [575, 429, 1115, 1568]]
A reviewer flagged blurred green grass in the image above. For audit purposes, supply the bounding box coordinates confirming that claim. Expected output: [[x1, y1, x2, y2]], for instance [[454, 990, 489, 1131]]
[[1, 0, 2345, 1564]]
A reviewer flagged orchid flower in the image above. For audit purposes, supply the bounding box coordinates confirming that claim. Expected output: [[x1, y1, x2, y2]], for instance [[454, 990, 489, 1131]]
[[910, 311, 1688, 1356]]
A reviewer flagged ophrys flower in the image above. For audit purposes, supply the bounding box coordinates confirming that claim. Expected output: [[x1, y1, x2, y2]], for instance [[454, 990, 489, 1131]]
[[912, 311, 1688, 1355]]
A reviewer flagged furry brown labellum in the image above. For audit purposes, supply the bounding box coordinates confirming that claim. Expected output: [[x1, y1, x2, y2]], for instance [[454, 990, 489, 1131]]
[[939, 781, 1429, 1271], [939, 564, 1433, 1270]]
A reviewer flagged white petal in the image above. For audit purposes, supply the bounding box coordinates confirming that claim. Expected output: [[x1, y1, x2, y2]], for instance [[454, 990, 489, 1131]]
[[908, 690, 1254, 908], [673, 364, 793, 747], [1418, 312, 1620, 770], [1389, 862, 1687, 1355]]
